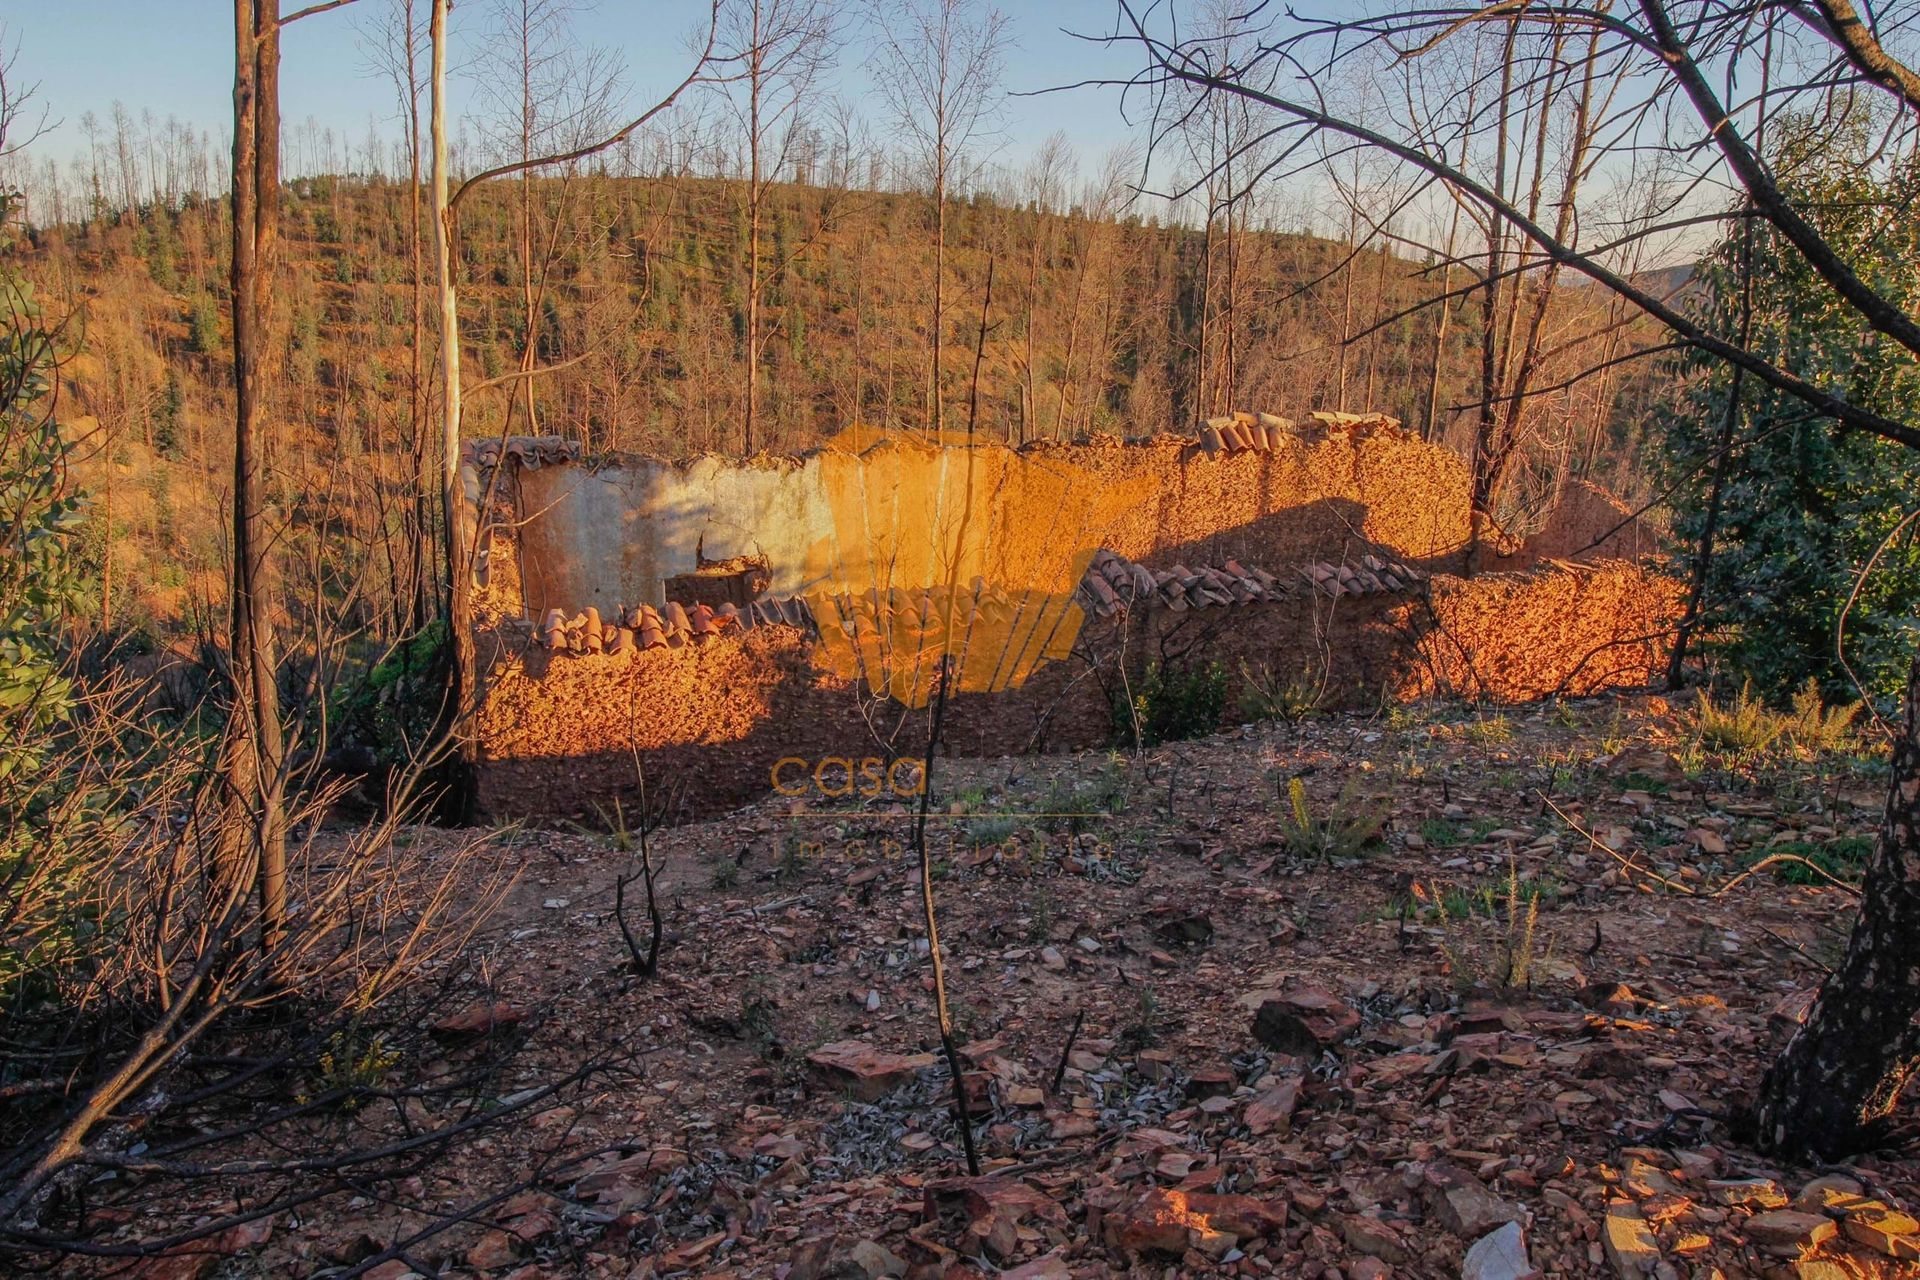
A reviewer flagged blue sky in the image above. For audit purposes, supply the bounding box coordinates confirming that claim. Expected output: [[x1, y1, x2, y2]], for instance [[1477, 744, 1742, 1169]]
[[2, 1, 1149, 182]]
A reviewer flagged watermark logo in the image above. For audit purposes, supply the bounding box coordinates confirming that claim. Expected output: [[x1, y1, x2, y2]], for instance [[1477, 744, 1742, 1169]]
[[771, 756, 927, 799]]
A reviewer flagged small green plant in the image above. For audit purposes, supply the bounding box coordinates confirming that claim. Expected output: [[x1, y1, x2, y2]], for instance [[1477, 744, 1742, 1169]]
[[709, 857, 740, 890], [1275, 773, 1391, 863], [1113, 660, 1230, 746], [1688, 679, 1786, 755], [1237, 658, 1325, 727], [1785, 678, 1862, 754], [1418, 816, 1500, 848], [1434, 870, 1557, 921], [1427, 860, 1547, 994], [774, 829, 807, 882], [1041, 761, 1128, 833], [966, 814, 1022, 848], [738, 987, 781, 1059], [579, 797, 636, 852], [1383, 701, 1420, 733], [302, 1027, 402, 1108], [1746, 835, 1875, 885], [1117, 983, 1162, 1052], [1024, 885, 1056, 942], [1461, 715, 1513, 746]]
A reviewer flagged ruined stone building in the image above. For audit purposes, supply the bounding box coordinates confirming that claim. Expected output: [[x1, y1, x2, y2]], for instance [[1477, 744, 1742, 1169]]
[[461, 414, 1675, 821]]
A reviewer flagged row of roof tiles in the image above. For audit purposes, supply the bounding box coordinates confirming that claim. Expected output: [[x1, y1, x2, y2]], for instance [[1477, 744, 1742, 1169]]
[[537, 597, 817, 655], [1196, 410, 1406, 457], [1073, 549, 1424, 619], [533, 550, 1424, 656], [466, 436, 583, 472]]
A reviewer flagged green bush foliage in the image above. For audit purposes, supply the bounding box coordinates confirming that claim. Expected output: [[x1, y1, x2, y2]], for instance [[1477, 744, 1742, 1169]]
[[327, 617, 451, 773], [0, 210, 97, 1003], [1112, 660, 1228, 747], [1659, 122, 1920, 704]]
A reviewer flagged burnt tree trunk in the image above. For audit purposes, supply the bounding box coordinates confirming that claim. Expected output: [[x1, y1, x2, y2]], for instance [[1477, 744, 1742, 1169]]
[[1753, 654, 1920, 1157], [224, 0, 288, 955]]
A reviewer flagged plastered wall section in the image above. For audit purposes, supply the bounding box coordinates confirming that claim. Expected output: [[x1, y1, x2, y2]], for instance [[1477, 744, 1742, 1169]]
[[507, 434, 1474, 618]]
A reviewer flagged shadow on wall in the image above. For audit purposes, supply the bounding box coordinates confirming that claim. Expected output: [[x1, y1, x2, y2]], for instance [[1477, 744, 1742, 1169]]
[[499, 431, 1476, 620], [1146, 496, 1474, 581], [473, 622, 1117, 824]]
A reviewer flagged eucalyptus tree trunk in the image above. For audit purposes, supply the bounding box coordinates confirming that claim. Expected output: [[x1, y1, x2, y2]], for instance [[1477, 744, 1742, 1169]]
[[226, 0, 288, 953], [430, 0, 476, 819], [1754, 656, 1920, 1157]]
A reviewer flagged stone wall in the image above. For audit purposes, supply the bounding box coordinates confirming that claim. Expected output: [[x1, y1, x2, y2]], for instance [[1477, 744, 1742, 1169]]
[[489, 418, 1473, 619], [463, 422, 1676, 823], [471, 559, 1679, 823]]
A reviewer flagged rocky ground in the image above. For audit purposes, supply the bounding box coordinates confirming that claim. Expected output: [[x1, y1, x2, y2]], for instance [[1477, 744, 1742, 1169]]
[[129, 692, 1920, 1278]]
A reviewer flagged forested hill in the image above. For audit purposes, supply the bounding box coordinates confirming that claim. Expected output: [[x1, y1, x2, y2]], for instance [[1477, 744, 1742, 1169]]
[[20, 171, 1648, 640]]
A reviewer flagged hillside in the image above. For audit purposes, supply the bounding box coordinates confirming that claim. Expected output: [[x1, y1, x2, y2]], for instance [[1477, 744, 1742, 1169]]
[[21, 174, 1659, 644]]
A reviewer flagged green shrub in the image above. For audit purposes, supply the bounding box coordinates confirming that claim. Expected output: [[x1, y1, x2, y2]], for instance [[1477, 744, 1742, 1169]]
[[1687, 679, 1785, 755], [1657, 124, 1920, 704], [1113, 660, 1229, 747], [327, 619, 451, 773], [1275, 773, 1391, 863], [0, 245, 97, 1005]]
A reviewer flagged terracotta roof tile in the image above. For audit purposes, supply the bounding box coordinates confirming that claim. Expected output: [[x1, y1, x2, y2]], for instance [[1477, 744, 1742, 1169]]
[[658, 601, 689, 647], [462, 434, 582, 472], [1183, 409, 1408, 457], [533, 543, 1430, 662], [1075, 549, 1422, 620]]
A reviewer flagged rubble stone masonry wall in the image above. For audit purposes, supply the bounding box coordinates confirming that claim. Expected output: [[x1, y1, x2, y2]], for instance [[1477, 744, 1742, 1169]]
[[466, 425, 1676, 822], [472, 570, 1679, 823]]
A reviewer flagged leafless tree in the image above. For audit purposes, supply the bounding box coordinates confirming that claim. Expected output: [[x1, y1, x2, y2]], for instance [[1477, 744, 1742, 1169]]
[[361, 0, 436, 632], [868, 0, 1010, 432], [471, 0, 622, 441], [713, 0, 838, 453], [225, 0, 293, 956]]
